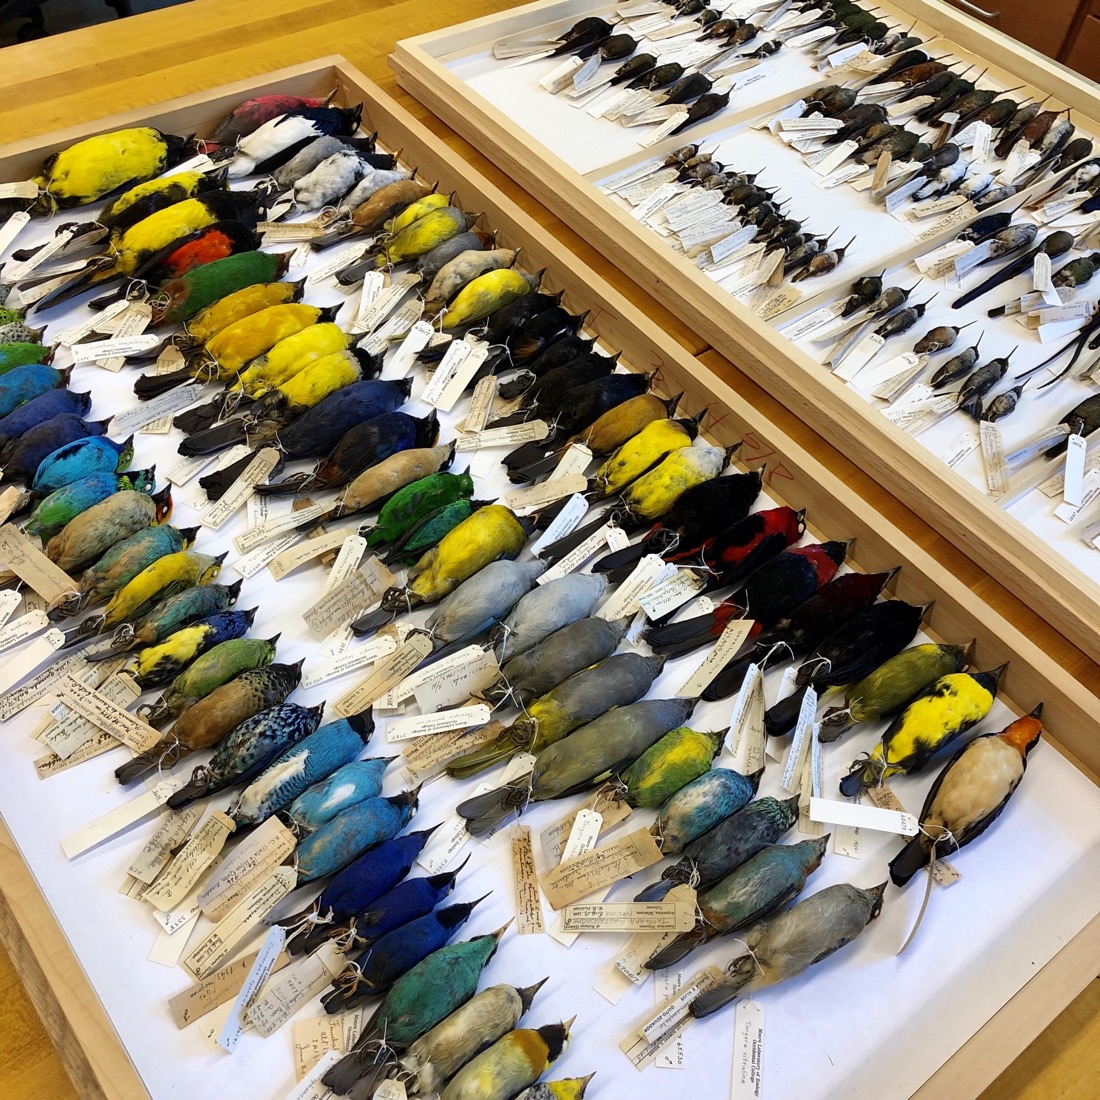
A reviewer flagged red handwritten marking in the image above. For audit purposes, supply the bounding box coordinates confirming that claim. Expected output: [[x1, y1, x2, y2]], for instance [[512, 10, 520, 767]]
[[768, 464, 796, 483], [708, 410, 733, 432]]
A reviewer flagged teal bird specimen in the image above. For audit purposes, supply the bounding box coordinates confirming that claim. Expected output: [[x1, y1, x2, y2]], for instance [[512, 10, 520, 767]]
[[439, 1020, 574, 1100], [458, 697, 696, 836], [231, 709, 377, 827], [1, 415, 112, 485], [46, 487, 172, 573], [382, 499, 484, 568], [32, 433, 135, 493], [0, 364, 71, 419], [324, 924, 511, 1094], [168, 701, 325, 809], [142, 634, 279, 726], [637, 795, 799, 903], [133, 608, 257, 687], [491, 572, 608, 662], [646, 836, 830, 969], [651, 767, 763, 854], [283, 757, 392, 835], [295, 788, 421, 883], [690, 882, 887, 1019], [484, 616, 629, 707], [24, 468, 155, 542], [324, 896, 488, 1010], [889, 706, 1043, 886], [122, 578, 243, 649], [400, 980, 548, 1095]]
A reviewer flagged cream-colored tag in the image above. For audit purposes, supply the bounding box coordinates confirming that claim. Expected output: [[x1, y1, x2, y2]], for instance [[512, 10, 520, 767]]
[[402, 720, 502, 782], [115, 382, 205, 436], [234, 504, 326, 555], [0, 525, 76, 603], [292, 1010, 362, 1080], [42, 671, 139, 759], [169, 947, 291, 1028], [598, 554, 667, 621], [140, 348, 189, 433], [932, 858, 962, 886], [61, 779, 180, 859], [148, 913, 200, 967], [677, 619, 753, 697], [980, 421, 1008, 496], [731, 999, 766, 1096], [199, 817, 296, 921], [322, 536, 370, 596], [128, 805, 202, 884], [71, 331, 159, 365], [302, 634, 398, 689], [55, 673, 159, 753], [0, 609, 49, 653], [641, 965, 723, 1043], [540, 828, 663, 910], [608, 883, 697, 994], [511, 824, 545, 936], [386, 703, 492, 743], [504, 473, 589, 515], [247, 940, 346, 1037], [35, 729, 116, 778], [781, 687, 817, 792], [304, 569, 383, 637], [201, 448, 280, 529], [0, 489, 22, 529], [258, 221, 324, 240], [186, 866, 297, 979], [865, 782, 907, 812], [412, 646, 499, 713], [422, 339, 489, 412], [462, 375, 498, 434], [637, 569, 706, 620], [562, 901, 695, 932], [541, 787, 632, 865], [217, 923, 287, 1052], [144, 811, 236, 911], [809, 795, 918, 834], [334, 632, 433, 716], [267, 528, 351, 579], [727, 663, 766, 773], [284, 1049, 343, 1100], [455, 420, 550, 452]]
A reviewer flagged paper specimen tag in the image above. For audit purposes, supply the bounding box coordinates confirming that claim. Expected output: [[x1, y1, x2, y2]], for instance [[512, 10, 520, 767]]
[[268, 529, 350, 579], [727, 663, 766, 773], [731, 999, 766, 1097], [303, 569, 383, 637], [562, 901, 695, 932], [530, 493, 589, 555], [169, 947, 291, 1028], [980, 421, 1008, 496], [70, 332, 159, 365], [0, 211, 31, 256], [540, 828, 663, 910], [541, 787, 632, 865], [809, 796, 918, 834], [283, 1049, 342, 1100], [334, 633, 433, 716], [505, 473, 589, 515], [61, 779, 179, 859], [782, 687, 817, 792], [302, 634, 398, 689], [292, 1012, 360, 1080], [201, 448, 280, 529], [375, 1082, 408, 1100], [402, 720, 502, 782], [413, 646, 499, 712], [0, 609, 49, 655], [598, 554, 667, 621], [463, 375, 498, 434], [199, 817, 296, 922], [6, 225, 76, 281], [0, 524, 77, 603], [512, 824, 545, 936], [144, 812, 236, 912], [128, 806, 202, 884], [247, 940, 345, 1037], [537, 522, 623, 583], [235, 504, 325, 555], [55, 673, 158, 753], [217, 924, 287, 1052], [678, 619, 754, 698], [418, 811, 472, 874], [1064, 431, 1087, 507], [637, 569, 706, 620], [456, 419, 550, 451], [386, 703, 492, 742], [640, 964, 722, 1043]]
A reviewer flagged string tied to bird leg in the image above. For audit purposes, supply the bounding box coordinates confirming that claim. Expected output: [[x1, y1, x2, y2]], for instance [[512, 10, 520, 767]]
[[281, 903, 335, 944], [728, 935, 766, 982], [760, 640, 794, 669], [335, 958, 369, 997]]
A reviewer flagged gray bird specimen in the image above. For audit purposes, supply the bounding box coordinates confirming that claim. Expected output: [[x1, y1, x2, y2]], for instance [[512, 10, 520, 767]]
[[491, 572, 608, 661], [690, 882, 887, 1018]]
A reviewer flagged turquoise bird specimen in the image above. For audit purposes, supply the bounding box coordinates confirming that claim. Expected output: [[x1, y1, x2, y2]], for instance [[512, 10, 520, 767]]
[[24, 468, 155, 542], [132, 608, 258, 687], [114, 658, 301, 783], [283, 757, 392, 835], [46, 487, 172, 573], [889, 706, 1043, 886], [646, 836, 830, 969], [295, 788, 421, 883], [121, 578, 243, 648], [32, 434, 135, 493], [0, 364, 73, 419], [1, 416, 111, 484], [168, 701, 325, 809], [399, 981, 547, 1096], [491, 572, 607, 662], [484, 616, 629, 707], [637, 795, 799, 902], [324, 896, 488, 1010], [323, 924, 510, 1093], [231, 710, 377, 827], [0, 388, 92, 444], [690, 882, 887, 1019], [281, 829, 439, 950], [73, 524, 197, 614], [439, 1019, 573, 1100], [458, 697, 696, 836], [651, 767, 763, 854]]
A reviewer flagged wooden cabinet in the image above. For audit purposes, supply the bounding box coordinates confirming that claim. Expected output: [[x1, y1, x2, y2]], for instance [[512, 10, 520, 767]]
[[943, 0, 1082, 63], [1064, 14, 1100, 79]]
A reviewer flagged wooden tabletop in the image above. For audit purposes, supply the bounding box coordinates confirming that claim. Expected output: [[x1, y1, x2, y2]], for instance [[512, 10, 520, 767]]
[[0, 1, 1097, 1097]]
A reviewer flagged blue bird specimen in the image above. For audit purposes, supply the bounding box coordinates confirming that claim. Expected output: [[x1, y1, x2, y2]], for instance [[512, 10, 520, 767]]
[[342, 862, 466, 951], [2, 416, 112, 485], [167, 701, 325, 809], [25, 468, 156, 541], [323, 895, 489, 1011], [282, 828, 440, 955], [284, 757, 392, 835], [295, 789, 421, 883], [323, 924, 510, 1093], [490, 571, 607, 662], [646, 836, 829, 969], [32, 434, 135, 493], [231, 709, 378, 828], [133, 608, 258, 687], [0, 364, 72, 419], [636, 795, 799, 902], [651, 766, 763, 855], [0, 388, 92, 444]]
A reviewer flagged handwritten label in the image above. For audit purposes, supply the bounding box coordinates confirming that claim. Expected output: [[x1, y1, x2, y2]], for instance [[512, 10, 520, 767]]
[[60, 780, 179, 859], [512, 824, 545, 935], [386, 703, 492, 742], [334, 632, 433, 716], [731, 1000, 766, 1097], [504, 473, 589, 515], [980, 421, 1008, 496], [199, 817, 296, 921], [56, 673, 158, 753], [303, 569, 384, 637], [217, 924, 287, 1052], [0, 524, 77, 603], [809, 796, 918, 834], [562, 901, 695, 932], [168, 948, 291, 1028], [246, 940, 345, 1037], [128, 806, 202, 884], [676, 618, 753, 697], [201, 448, 280, 529], [540, 828, 663, 910], [144, 812, 236, 912], [456, 420, 550, 451], [402, 720, 502, 782]]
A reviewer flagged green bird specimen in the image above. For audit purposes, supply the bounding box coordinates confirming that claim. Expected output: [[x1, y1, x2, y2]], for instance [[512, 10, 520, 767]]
[[46, 487, 172, 573], [690, 882, 887, 1019], [363, 470, 476, 548], [618, 725, 723, 809], [647, 836, 829, 969], [400, 980, 548, 1095], [514, 1077, 596, 1100], [323, 924, 510, 1094], [820, 641, 973, 741], [440, 1020, 574, 1100], [382, 499, 483, 567], [141, 635, 279, 727]]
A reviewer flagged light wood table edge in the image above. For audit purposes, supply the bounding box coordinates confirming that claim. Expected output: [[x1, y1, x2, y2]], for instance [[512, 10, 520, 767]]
[[0, 818, 148, 1100]]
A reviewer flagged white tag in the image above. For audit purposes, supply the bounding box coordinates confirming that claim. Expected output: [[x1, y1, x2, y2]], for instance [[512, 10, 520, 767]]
[[727, 662, 765, 773], [5, 225, 76, 281], [0, 628, 65, 693], [386, 703, 492, 742], [302, 635, 397, 688], [731, 1000, 766, 1097], [598, 554, 667, 620], [530, 493, 589, 555], [354, 271, 420, 333], [809, 796, 919, 835], [390, 318, 434, 375], [0, 609, 48, 653], [835, 333, 885, 381], [637, 569, 706, 620], [70, 333, 160, 364], [943, 430, 979, 469], [538, 523, 626, 583], [216, 924, 286, 1052], [676, 618, 754, 698], [323, 535, 368, 596], [112, 383, 204, 434], [412, 646, 499, 712], [781, 687, 817, 792], [417, 812, 471, 873], [456, 419, 550, 451], [632, 182, 680, 223], [61, 780, 180, 859], [352, 270, 385, 332], [200, 448, 280, 529], [305, 241, 370, 287], [0, 211, 32, 257], [540, 56, 585, 93], [980, 421, 1008, 496], [1064, 432, 1088, 508]]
